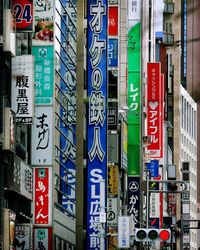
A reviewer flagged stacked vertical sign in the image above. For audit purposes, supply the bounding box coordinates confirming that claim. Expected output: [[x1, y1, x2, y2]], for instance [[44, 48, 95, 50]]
[[146, 62, 163, 158], [127, 0, 141, 228], [146, 63, 164, 233], [31, 0, 54, 249], [59, 0, 77, 217], [87, 0, 107, 249]]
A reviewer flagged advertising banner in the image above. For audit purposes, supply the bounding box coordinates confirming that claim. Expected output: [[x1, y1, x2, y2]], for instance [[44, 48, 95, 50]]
[[33, 0, 54, 45], [33, 167, 52, 226], [108, 7, 118, 36], [12, 0, 33, 32], [15, 224, 31, 249], [108, 38, 118, 67], [118, 216, 130, 248], [34, 227, 52, 250], [107, 197, 118, 226], [31, 106, 53, 165], [108, 165, 118, 196], [146, 62, 162, 158], [127, 0, 141, 176], [32, 46, 54, 105], [87, 0, 107, 249], [127, 176, 140, 228], [59, 1, 77, 216], [11, 55, 34, 123]]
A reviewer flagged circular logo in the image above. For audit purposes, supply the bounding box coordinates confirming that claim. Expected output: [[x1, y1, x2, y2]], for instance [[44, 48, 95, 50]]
[[107, 211, 115, 221], [128, 181, 139, 192]]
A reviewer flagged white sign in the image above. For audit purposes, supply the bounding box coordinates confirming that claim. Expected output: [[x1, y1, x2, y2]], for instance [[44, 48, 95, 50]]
[[15, 224, 31, 250], [11, 55, 34, 123], [31, 106, 53, 165], [118, 216, 130, 248], [107, 197, 118, 226], [99, 212, 106, 223]]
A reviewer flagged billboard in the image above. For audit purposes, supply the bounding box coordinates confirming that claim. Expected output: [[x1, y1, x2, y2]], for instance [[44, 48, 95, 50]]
[[32, 46, 54, 105], [33, 167, 52, 226], [146, 62, 162, 158], [11, 55, 34, 123], [31, 106, 53, 165], [12, 0, 33, 32], [87, 0, 107, 249]]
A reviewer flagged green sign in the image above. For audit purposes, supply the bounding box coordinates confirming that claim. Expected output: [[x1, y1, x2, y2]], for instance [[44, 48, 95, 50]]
[[32, 46, 54, 105], [127, 22, 141, 175]]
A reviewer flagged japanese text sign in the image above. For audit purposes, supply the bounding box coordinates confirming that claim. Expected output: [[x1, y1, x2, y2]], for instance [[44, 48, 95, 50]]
[[127, 176, 140, 228], [59, 2, 77, 215], [108, 38, 118, 67], [11, 55, 34, 123], [33, 168, 52, 226], [146, 62, 163, 158], [118, 216, 130, 248], [31, 106, 53, 165], [34, 227, 52, 250], [32, 46, 54, 105], [108, 6, 118, 36], [87, 0, 107, 249]]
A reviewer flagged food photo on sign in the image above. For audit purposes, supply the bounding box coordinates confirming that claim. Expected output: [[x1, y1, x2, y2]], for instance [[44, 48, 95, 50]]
[[33, 20, 53, 42]]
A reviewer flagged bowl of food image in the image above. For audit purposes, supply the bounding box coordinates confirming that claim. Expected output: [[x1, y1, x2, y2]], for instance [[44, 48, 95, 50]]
[[34, 21, 53, 42]]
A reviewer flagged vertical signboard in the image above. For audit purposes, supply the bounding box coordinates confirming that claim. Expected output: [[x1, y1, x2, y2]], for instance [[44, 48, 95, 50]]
[[118, 216, 130, 248], [33, 0, 54, 45], [146, 62, 162, 158], [31, 106, 53, 165], [127, 176, 140, 228], [11, 55, 34, 123], [59, 0, 77, 216], [108, 6, 118, 36], [34, 227, 52, 250], [32, 46, 54, 105], [33, 167, 52, 226], [87, 0, 107, 249], [15, 224, 31, 249], [108, 38, 118, 67], [12, 0, 33, 32], [127, 0, 141, 176]]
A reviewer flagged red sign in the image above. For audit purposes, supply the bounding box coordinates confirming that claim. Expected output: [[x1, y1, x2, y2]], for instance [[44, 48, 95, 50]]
[[34, 168, 52, 225], [147, 62, 163, 158], [12, 0, 33, 32], [108, 7, 118, 36]]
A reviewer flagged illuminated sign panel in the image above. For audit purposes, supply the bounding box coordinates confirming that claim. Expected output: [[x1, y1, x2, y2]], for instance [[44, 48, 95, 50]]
[[33, 167, 52, 226], [146, 62, 163, 158], [87, 0, 107, 249]]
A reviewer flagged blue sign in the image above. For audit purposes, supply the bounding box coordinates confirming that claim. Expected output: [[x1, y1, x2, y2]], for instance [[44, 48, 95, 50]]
[[59, 2, 77, 217], [87, 0, 107, 249], [108, 38, 118, 67], [127, 176, 140, 228], [146, 160, 159, 178]]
